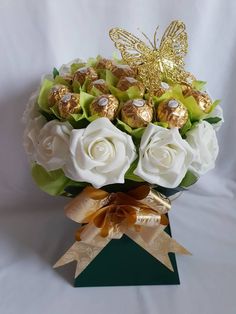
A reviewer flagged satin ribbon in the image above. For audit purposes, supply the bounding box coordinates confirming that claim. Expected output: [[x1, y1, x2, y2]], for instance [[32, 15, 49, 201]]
[[54, 185, 190, 278]]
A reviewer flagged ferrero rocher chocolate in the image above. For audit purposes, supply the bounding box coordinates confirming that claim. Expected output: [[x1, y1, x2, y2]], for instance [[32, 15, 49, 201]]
[[58, 93, 80, 118], [184, 90, 212, 113], [117, 77, 145, 96], [96, 58, 114, 70], [154, 82, 170, 97], [121, 99, 153, 128], [48, 84, 70, 107], [157, 99, 188, 128], [73, 66, 98, 86], [90, 95, 119, 120], [111, 64, 136, 79], [87, 79, 109, 94]]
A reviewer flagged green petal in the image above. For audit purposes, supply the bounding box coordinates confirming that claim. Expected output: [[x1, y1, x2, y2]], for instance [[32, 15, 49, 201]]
[[192, 80, 207, 91]]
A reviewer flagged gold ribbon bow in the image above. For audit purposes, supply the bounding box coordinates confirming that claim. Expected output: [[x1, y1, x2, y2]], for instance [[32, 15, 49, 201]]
[[54, 185, 190, 278]]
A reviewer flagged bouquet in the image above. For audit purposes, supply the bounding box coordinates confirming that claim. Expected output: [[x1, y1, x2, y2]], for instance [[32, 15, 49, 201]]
[[23, 21, 223, 286]]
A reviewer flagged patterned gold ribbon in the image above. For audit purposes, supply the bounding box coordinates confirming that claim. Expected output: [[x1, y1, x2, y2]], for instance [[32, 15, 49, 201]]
[[54, 185, 190, 278]]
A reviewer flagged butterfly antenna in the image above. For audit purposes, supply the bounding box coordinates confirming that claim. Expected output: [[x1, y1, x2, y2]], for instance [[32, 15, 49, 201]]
[[138, 28, 155, 49], [153, 26, 159, 50]]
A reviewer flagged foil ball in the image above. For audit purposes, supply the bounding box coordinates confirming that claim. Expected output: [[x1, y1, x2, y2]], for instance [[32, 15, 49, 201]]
[[73, 66, 98, 86], [96, 58, 114, 70], [58, 93, 80, 118], [157, 99, 188, 128], [184, 90, 212, 113], [87, 79, 109, 94], [121, 99, 153, 128], [117, 77, 145, 96], [48, 84, 70, 107], [90, 95, 119, 120], [154, 82, 170, 97], [111, 64, 137, 79]]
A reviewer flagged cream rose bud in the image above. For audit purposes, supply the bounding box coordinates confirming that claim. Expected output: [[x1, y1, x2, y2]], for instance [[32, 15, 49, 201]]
[[35, 120, 72, 171], [134, 124, 194, 188], [64, 117, 137, 188], [186, 120, 219, 176]]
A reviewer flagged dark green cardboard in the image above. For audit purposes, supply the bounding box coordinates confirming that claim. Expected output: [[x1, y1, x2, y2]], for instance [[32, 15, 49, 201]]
[[74, 223, 180, 287]]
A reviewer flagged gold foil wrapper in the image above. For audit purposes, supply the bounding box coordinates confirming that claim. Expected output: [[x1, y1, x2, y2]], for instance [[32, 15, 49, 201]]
[[87, 79, 109, 94], [48, 84, 70, 107], [96, 58, 114, 70], [117, 77, 145, 96], [121, 99, 153, 128], [73, 66, 98, 86], [111, 64, 137, 79], [185, 90, 212, 113], [58, 93, 80, 118], [154, 82, 170, 97], [90, 94, 119, 120], [157, 99, 188, 128]]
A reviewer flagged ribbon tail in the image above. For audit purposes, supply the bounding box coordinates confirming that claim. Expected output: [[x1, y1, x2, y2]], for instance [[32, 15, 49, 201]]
[[53, 236, 111, 278], [126, 227, 191, 272]]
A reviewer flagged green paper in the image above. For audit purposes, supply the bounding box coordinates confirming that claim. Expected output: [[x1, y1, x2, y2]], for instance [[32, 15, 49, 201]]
[[180, 171, 198, 188], [204, 116, 222, 124], [125, 160, 144, 182], [31, 164, 70, 196], [74, 223, 180, 287], [38, 79, 54, 112]]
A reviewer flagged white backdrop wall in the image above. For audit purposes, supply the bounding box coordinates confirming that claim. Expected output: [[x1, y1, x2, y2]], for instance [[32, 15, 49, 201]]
[[0, 1, 236, 314]]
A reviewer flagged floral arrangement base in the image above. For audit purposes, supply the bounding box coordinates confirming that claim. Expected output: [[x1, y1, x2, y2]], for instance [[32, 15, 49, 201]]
[[74, 223, 179, 287]]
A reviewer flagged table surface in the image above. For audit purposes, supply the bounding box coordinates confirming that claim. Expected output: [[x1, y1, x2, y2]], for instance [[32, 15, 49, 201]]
[[0, 1, 236, 313]]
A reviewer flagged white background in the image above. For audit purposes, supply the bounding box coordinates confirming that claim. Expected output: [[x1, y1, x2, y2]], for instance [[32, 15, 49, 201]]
[[0, 0, 236, 313]]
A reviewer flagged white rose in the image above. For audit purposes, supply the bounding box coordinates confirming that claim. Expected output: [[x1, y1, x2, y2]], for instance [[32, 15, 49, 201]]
[[59, 58, 84, 76], [134, 124, 194, 188], [205, 105, 224, 131], [35, 120, 72, 171], [186, 120, 219, 175], [22, 89, 41, 124], [23, 115, 46, 161], [64, 117, 137, 188]]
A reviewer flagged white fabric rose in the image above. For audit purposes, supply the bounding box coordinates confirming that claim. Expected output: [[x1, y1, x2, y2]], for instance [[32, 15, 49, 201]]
[[59, 58, 84, 76], [186, 120, 219, 175], [22, 90, 41, 124], [134, 124, 194, 188], [205, 105, 224, 131], [64, 117, 137, 188], [23, 116, 46, 161], [35, 120, 72, 171]]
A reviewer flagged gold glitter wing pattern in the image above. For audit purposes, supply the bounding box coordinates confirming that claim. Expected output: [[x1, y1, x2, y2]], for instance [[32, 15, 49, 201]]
[[109, 20, 189, 93]]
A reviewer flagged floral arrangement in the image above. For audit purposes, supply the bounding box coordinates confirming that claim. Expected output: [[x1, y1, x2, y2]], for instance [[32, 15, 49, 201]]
[[23, 21, 223, 285]]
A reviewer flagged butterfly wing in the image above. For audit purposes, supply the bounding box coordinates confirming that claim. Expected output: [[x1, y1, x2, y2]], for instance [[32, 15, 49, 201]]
[[109, 28, 162, 92], [159, 20, 189, 83]]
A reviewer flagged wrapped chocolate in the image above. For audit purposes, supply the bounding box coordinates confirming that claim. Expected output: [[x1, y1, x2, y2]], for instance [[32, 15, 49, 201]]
[[73, 67, 98, 86], [111, 64, 136, 79], [58, 93, 80, 118], [154, 82, 170, 97], [90, 95, 119, 120], [48, 84, 70, 107], [96, 58, 114, 70], [87, 79, 109, 94], [121, 99, 153, 128], [117, 77, 145, 96], [184, 90, 212, 113], [157, 99, 188, 128]]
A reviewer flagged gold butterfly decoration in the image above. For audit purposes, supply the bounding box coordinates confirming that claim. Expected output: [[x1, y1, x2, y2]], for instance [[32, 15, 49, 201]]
[[109, 20, 191, 95]]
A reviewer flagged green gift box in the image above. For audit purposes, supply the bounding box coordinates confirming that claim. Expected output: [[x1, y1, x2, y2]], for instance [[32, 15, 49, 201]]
[[74, 223, 180, 287]]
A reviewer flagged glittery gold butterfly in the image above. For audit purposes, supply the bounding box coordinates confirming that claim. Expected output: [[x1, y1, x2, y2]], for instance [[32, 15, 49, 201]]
[[109, 20, 190, 94]]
